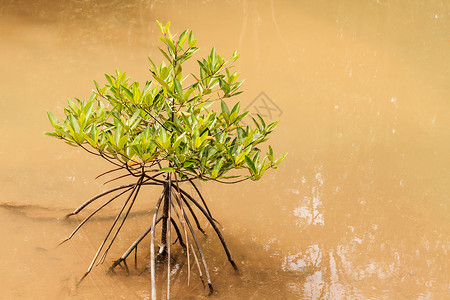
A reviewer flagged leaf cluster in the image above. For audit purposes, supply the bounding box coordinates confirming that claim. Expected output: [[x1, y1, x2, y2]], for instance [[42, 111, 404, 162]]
[[46, 21, 286, 182]]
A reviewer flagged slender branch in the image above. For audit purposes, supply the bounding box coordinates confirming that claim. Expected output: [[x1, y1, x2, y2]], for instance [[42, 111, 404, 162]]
[[95, 166, 129, 180], [122, 259, 130, 274], [98, 174, 145, 265], [174, 191, 213, 296], [98, 151, 124, 168], [188, 237, 206, 289], [124, 164, 143, 178], [59, 186, 134, 246], [103, 173, 134, 185], [78, 143, 103, 157], [160, 174, 171, 255], [172, 175, 191, 284], [172, 190, 206, 235], [170, 217, 186, 249], [142, 107, 172, 132], [66, 183, 136, 217], [109, 216, 163, 272], [143, 171, 168, 183], [170, 201, 204, 287], [188, 179, 213, 219], [151, 184, 168, 300], [77, 181, 141, 286], [213, 177, 249, 184], [179, 188, 239, 273], [167, 182, 172, 300]]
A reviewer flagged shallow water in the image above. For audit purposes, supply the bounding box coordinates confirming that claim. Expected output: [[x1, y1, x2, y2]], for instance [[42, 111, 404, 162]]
[[0, 0, 449, 299]]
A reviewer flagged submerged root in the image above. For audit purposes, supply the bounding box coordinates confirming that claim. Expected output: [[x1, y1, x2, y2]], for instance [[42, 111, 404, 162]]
[[62, 169, 238, 299]]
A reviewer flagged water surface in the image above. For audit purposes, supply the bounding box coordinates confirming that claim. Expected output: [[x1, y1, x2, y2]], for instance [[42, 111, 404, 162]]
[[0, 0, 449, 299]]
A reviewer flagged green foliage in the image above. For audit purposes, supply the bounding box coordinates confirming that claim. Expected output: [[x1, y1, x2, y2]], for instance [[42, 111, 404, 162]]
[[46, 21, 286, 181]]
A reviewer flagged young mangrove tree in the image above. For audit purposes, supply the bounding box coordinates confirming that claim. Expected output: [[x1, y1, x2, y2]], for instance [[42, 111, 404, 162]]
[[46, 21, 286, 299]]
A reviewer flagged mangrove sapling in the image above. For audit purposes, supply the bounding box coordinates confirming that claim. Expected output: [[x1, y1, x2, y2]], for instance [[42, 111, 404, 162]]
[[46, 20, 286, 299]]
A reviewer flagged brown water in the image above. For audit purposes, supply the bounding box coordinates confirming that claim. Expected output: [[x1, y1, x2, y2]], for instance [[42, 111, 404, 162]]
[[0, 0, 449, 299]]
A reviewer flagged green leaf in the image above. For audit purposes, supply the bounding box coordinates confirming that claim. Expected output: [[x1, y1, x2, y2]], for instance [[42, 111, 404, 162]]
[[156, 20, 164, 33], [178, 29, 189, 47], [164, 21, 171, 33], [45, 132, 59, 138], [258, 161, 271, 177], [127, 110, 141, 129], [159, 167, 175, 173], [172, 132, 186, 149], [118, 135, 128, 150], [268, 145, 274, 162], [152, 72, 171, 90], [251, 117, 261, 131], [244, 155, 256, 174], [123, 86, 133, 101], [221, 100, 230, 116], [158, 47, 172, 62], [83, 100, 94, 119], [232, 50, 240, 60], [257, 114, 266, 128], [274, 153, 288, 165], [229, 111, 238, 124], [230, 90, 244, 97], [174, 77, 183, 96], [47, 111, 58, 127], [166, 37, 176, 54], [189, 38, 197, 48], [235, 152, 246, 165], [211, 159, 222, 179], [148, 57, 157, 71], [68, 114, 80, 133], [183, 86, 195, 102], [231, 102, 240, 115], [188, 30, 194, 44], [194, 136, 202, 149]]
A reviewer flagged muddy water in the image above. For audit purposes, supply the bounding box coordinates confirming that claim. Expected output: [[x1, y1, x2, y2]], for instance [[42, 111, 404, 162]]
[[1, 0, 449, 299]]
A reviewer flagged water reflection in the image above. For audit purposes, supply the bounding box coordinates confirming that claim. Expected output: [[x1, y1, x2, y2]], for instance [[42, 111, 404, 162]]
[[275, 156, 450, 299], [293, 169, 325, 227]]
